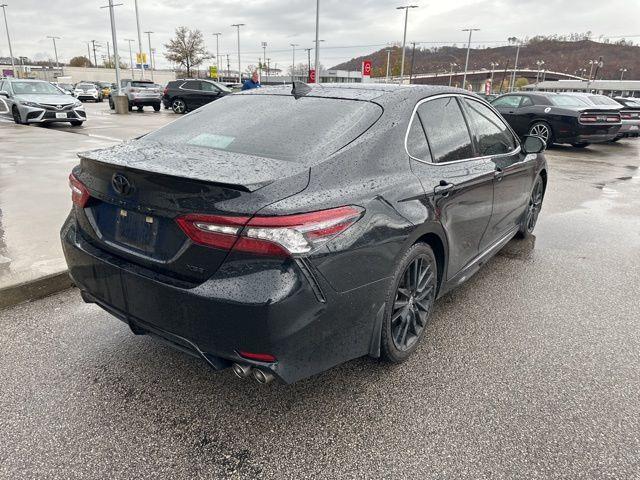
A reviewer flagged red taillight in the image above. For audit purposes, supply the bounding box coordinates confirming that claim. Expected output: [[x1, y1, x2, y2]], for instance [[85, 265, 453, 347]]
[[69, 173, 90, 208], [621, 112, 632, 120], [176, 205, 364, 256], [580, 114, 597, 123], [163, 86, 168, 96], [238, 351, 277, 363], [606, 115, 620, 123]]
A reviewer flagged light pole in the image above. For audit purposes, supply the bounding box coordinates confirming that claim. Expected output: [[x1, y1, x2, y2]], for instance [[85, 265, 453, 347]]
[[489, 62, 498, 91], [461, 28, 480, 90], [396, 5, 418, 84], [47, 36, 61, 76], [385, 48, 391, 82], [535, 60, 545, 87], [409, 42, 417, 84], [508, 37, 522, 92], [305, 47, 312, 81], [290, 43, 299, 80], [91, 40, 101, 69], [144, 31, 154, 81], [124, 38, 135, 78], [314, 0, 320, 83], [448, 63, 457, 87], [0, 4, 16, 76], [261, 42, 268, 79], [133, 0, 145, 79], [587, 59, 597, 82], [231, 23, 244, 83], [620, 67, 628, 81], [212, 33, 221, 79], [100, 0, 122, 97]]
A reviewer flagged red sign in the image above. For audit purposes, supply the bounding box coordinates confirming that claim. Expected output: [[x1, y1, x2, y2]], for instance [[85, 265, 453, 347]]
[[309, 69, 316, 83], [362, 60, 372, 78]]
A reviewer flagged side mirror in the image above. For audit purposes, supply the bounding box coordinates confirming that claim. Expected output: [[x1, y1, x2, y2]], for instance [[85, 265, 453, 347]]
[[522, 135, 546, 154], [0, 90, 9, 98]]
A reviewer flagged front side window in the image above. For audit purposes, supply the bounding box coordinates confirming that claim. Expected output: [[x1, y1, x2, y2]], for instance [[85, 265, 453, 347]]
[[492, 95, 522, 108], [416, 97, 474, 163], [201, 82, 219, 92], [463, 99, 516, 156]]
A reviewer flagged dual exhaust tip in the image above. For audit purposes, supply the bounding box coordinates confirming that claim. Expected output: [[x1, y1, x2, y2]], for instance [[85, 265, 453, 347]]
[[232, 363, 275, 384]]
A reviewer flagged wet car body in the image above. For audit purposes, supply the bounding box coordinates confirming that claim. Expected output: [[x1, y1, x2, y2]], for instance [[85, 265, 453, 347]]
[[61, 84, 547, 384], [491, 92, 622, 146]]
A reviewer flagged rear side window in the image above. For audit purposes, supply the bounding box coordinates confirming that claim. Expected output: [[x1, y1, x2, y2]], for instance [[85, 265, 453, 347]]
[[463, 99, 516, 156], [520, 97, 534, 107], [416, 97, 474, 163], [492, 95, 522, 108], [182, 81, 201, 90], [144, 95, 383, 163], [406, 114, 432, 161]]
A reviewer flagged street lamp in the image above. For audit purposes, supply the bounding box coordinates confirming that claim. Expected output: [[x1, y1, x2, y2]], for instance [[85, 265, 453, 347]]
[[620, 67, 628, 81], [290, 43, 299, 80], [100, 0, 123, 102], [144, 31, 154, 81], [124, 38, 135, 78], [46, 36, 61, 77], [396, 5, 418, 84], [0, 4, 16, 76], [489, 62, 498, 92], [535, 60, 545, 87], [385, 48, 391, 82], [133, 0, 145, 79], [231, 24, 244, 83], [314, 0, 320, 83], [261, 41, 267, 79], [461, 28, 480, 90], [212, 33, 221, 79], [448, 63, 457, 87], [508, 37, 522, 92]]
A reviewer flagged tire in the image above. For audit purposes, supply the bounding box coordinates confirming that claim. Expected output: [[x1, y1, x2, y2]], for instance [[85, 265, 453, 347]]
[[137, 106, 143, 112], [109, 99, 114, 110], [98, 96, 103, 103], [12, 106, 24, 125], [380, 243, 438, 363], [571, 142, 590, 148], [609, 137, 621, 143], [171, 98, 187, 114], [153, 104, 160, 112], [128, 103, 133, 112], [528, 121, 554, 146], [70, 121, 83, 127], [517, 175, 544, 238]]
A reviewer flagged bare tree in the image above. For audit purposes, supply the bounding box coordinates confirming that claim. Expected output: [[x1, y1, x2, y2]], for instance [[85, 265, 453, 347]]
[[164, 27, 212, 77]]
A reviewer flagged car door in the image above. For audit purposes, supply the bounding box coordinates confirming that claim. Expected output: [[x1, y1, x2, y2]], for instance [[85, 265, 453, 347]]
[[200, 81, 222, 106], [461, 97, 535, 250], [492, 95, 524, 134], [180, 80, 204, 109], [408, 95, 496, 279]]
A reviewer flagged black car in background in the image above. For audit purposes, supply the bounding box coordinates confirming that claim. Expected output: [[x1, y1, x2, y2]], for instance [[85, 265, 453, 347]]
[[162, 79, 232, 113], [61, 84, 547, 384], [562, 92, 639, 140], [491, 92, 622, 147]]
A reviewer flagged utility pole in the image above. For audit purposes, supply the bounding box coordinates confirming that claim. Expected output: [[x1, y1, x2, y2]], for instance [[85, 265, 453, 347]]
[[314, 0, 320, 83], [86, 42, 92, 67], [106, 41, 111, 67], [261, 41, 267, 79], [409, 42, 417, 84], [448, 63, 457, 87], [461, 28, 480, 90], [508, 37, 522, 92], [144, 31, 154, 81], [226, 53, 230, 80], [212, 32, 221, 79], [133, 0, 145, 79], [0, 4, 15, 76], [91, 40, 100, 69], [396, 5, 418, 84], [100, 0, 123, 97], [47, 36, 61, 76], [125, 38, 135, 78], [385, 48, 391, 82], [231, 23, 245, 83], [290, 43, 299, 80], [305, 47, 312, 82]]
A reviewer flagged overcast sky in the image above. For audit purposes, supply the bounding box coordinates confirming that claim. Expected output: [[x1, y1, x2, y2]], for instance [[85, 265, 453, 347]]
[[1, 0, 638, 71]]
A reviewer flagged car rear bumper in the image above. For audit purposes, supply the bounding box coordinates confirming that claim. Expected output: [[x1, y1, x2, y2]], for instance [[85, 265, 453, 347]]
[[129, 96, 161, 106], [616, 120, 640, 138], [60, 214, 386, 383]]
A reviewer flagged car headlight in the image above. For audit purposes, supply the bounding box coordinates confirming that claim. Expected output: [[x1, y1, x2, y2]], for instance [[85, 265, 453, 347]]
[[73, 100, 83, 107], [21, 101, 41, 108]]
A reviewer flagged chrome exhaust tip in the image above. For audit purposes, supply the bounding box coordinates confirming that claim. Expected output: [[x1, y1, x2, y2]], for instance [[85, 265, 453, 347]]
[[232, 363, 252, 379], [251, 368, 274, 385]]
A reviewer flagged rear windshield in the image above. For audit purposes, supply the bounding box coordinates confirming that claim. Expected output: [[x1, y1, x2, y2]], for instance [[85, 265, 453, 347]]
[[549, 95, 590, 107], [588, 95, 621, 106], [131, 81, 155, 88], [144, 94, 383, 162], [77, 83, 95, 89]]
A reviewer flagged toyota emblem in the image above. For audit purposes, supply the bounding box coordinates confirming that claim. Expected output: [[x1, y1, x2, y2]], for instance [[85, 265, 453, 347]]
[[111, 173, 133, 196]]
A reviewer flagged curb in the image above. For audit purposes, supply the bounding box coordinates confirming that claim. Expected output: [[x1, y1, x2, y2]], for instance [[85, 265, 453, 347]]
[[0, 271, 74, 310]]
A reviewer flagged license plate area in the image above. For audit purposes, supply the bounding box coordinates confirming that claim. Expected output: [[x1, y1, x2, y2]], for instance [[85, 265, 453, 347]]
[[114, 209, 159, 252], [55, 112, 68, 119]]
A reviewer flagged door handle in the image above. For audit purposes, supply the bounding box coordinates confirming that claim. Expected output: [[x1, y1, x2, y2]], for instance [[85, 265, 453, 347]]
[[434, 180, 454, 197], [494, 167, 504, 181]]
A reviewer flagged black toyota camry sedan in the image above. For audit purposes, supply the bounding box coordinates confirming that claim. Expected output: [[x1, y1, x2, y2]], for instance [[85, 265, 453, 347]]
[[492, 91, 622, 147], [61, 83, 547, 384]]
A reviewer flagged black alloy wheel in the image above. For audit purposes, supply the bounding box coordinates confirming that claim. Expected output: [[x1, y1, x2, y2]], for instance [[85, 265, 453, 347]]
[[381, 243, 437, 362], [172, 98, 186, 114], [519, 176, 544, 237], [528, 122, 553, 145]]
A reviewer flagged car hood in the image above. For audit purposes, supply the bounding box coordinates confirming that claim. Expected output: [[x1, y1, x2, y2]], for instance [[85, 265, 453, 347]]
[[15, 94, 75, 105], [78, 140, 309, 192]]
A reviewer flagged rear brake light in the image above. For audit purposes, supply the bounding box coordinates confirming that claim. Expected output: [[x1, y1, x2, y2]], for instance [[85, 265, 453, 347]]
[[606, 115, 620, 123], [238, 351, 277, 363], [176, 205, 364, 256], [580, 114, 597, 123], [621, 112, 632, 120], [69, 173, 90, 208]]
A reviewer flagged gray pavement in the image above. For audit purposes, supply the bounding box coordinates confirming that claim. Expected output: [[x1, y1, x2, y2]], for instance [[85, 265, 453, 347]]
[[1, 139, 639, 479], [0, 102, 176, 291]]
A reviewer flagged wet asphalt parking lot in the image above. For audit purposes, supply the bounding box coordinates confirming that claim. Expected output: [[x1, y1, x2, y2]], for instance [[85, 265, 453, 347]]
[[1, 104, 639, 479]]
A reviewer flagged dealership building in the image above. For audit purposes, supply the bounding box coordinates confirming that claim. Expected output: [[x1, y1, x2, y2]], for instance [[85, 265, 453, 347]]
[[524, 80, 640, 97]]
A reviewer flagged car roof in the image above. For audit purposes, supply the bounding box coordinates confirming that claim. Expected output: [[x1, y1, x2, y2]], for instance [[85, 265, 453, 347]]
[[236, 82, 475, 103]]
